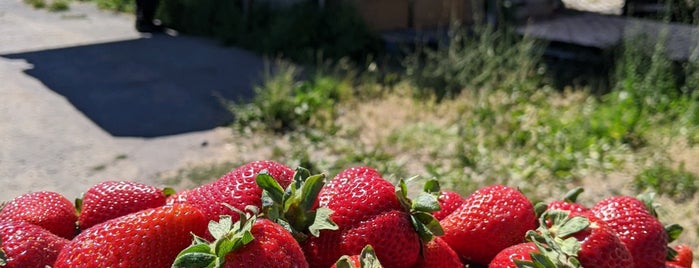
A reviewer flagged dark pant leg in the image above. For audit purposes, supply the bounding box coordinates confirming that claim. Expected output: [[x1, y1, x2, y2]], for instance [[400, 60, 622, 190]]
[[136, 0, 160, 23]]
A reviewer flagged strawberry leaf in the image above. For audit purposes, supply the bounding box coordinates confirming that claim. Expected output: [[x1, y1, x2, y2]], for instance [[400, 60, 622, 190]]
[[412, 193, 441, 213], [395, 179, 411, 211], [423, 179, 441, 193], [209, 216, 233, 240], [359, 245, 382, 268], [256, 172, 285, 205], [555, 216, 589, 238], [665, 223, 683, 242], [410, 211, 443, 242], [162, 187, 176, 197], [308, 207, 338, 237], [300, 174, 326, 211], [171, 251, 217, 268], [562, 187, 584, 203]]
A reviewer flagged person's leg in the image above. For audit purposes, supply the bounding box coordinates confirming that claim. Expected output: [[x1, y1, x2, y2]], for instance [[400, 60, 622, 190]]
[[135, 0, 162, 32]]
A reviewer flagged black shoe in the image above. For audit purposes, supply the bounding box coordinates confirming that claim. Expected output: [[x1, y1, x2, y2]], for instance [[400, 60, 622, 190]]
[[136, 20, 164, 33]]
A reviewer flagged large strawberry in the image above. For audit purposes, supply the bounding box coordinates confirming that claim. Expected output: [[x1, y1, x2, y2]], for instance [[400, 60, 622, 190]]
[[0, 221, 69, 268], [301, 167, 442, 268], [77, 180, 171, 230], [0, 191, 77, 239], [54, 204, 208, 268], [173, 210, 308, 268], [518, 210, 634, 268], [169, 160, 294, 222], [440, 184, 537, 265], [591, 195, 668, 268]]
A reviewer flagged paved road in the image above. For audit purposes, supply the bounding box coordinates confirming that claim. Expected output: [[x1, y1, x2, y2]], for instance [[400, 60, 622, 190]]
[[0, 0, 265, 199]]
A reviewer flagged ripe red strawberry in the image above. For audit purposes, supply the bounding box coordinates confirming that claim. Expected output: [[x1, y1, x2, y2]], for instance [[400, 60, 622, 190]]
[[488, 242, 538, 268], [54, 204, 208, 268], [546, 187, 589, 214], [168, 160, 294, 222], [0, 221, 69, 268], [414, 237, 463, 268], [440, 185, 537, 265], [432, 191, 465, 221], [666, 244, 693, 268], [302, 167, 440, 268], [77, 180, 170, 230], [0, 191, 77, 239], [591, 195, 668, 268], [173, 212, 308, 268]]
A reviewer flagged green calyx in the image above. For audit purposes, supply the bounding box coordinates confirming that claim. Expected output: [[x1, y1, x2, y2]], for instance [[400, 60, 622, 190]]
[[396, 178, 444, 243], [0, 238, 6, 267], [562, 187, 584, 203], [515, 210, 589, 268], [256, 167, 338, 242], [334, 245, 383, 268], [171, 207, 257, 268]]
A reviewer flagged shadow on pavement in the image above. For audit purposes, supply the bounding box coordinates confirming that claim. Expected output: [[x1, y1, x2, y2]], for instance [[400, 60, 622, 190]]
[[2, 34, 268, 137]]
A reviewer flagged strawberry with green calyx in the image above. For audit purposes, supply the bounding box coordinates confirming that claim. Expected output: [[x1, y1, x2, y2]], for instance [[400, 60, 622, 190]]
[[0, 220, 69, 268], [395, 178, 445, 243], [172, 206, 308, 268], [303, 167, 440, 268], [76, 180, 173, 230], [637, 192, 689, 264], [545, 187, 589, 214], [441, 184, 537, 265], [414, 237, 463, 268], [255, 167, 338, 242], [421, 180, 465, 221], [332, 245, 383, 268], [516, 210, 633, 268], [54, 204, 209, 268], [666, 244, 693, 268], [0, 191, 77, 239], [168, 160, 295, 223]]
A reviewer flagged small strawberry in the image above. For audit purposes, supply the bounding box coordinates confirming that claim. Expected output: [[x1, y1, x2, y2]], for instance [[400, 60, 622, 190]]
[[54, 204, 208, 268], [488, 242, 538, 268], [77, 180, 171, 230], [432, 191, 465, 221], [332, 245, 383, 268], [414, 237, 463, 268], [666, 244, 693, 268], [172, 209, 308, 268], [0, 221, 69, 268], [440, 185, 537, 265], [591, 195, 668, 268], [168, 160, 294, 222], [0, 191, 77, 239], [546, 187, 589, 214]]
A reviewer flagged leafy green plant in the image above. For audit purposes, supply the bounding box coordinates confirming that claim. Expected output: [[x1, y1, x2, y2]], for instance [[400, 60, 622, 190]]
[[230, 64, 353, 133], [634, 164, 698, 202]]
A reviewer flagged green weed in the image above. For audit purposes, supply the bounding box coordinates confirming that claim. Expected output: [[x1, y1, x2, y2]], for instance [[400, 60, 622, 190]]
[[634, 164, 698, 202]]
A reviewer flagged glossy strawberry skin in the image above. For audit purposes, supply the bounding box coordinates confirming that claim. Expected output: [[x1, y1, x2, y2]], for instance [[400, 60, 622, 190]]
[[0, 191, 77, 239], [0, 221, 69, 268], [223, 218, 308, 268], [547, 200, 589, 213], [78, 180, 167, 230], [591, 196, 667, 268], [304, 167, 420, 268], [667, 244, 694, 268], [432, 191, 466, 221], [488, 242, 538, 268], [169, 160, 294, 222], [440, 185, 537, 265], [54, 204, 208, 268], [414, 237, 463, 268], [569, 212, 633, 268]]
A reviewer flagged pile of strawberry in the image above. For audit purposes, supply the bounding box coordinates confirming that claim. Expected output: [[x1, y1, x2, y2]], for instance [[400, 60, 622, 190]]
[[0, 160, 695, 268]]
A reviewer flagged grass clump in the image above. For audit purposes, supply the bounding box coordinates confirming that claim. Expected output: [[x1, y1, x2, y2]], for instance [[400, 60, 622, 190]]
[[634, 164, 698, 202]]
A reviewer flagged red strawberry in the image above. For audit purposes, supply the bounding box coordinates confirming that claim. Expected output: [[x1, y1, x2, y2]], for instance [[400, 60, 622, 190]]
[[591, 195, 668, 268], [168, 160, 294, 222], [0, 221, 69, 268], [414, 237, 463, 268], [667, 244, 694, 268], [432, 191, 465, 221], [77, 180, 170, 230], [54, 204, 208, 268], [331, 245, 383, 268], [488, 242, 538, 268], [0, 191, 77, 239], [546, 187, 589, 214], [173, 211, 308, 268], [302, 167, 440, 268], [440, 185, 537, 265]]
